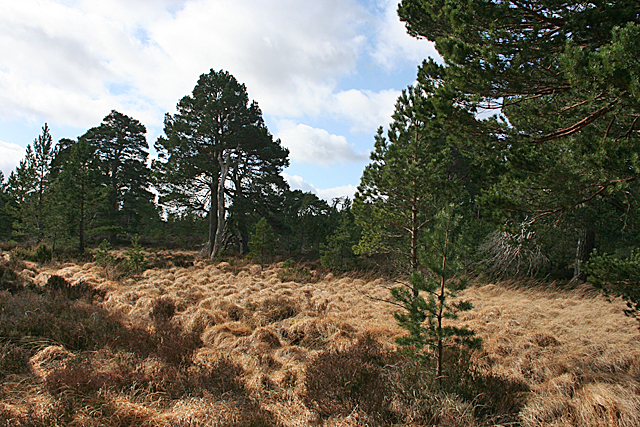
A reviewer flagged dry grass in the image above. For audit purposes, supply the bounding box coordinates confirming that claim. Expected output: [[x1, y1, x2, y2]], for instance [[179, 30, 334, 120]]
[[460, 281, 640, 427], [1, 250, 640, 426]]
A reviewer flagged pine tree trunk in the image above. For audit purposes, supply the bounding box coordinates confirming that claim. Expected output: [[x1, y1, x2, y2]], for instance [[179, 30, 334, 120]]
[[573, 228, 595, 282], [202, 179, 218, 257], [79, 196, 85, 254], [212, 152, 230, 258]]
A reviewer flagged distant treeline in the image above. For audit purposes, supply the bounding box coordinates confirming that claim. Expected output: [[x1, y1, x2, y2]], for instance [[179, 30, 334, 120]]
[[0, 71, 351, 263], [3, 0, 640, 287]]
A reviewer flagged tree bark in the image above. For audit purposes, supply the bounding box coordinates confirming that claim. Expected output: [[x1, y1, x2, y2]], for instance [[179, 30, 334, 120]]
[[202, 178, 219, 257], [573, 228, 595, 282], [79, 188, 85, 254], [212, 152, 231, 258]]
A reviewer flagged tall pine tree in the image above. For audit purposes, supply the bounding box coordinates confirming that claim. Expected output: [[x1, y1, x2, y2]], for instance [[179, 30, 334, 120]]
[[49, 137, 106, 253], [353, 86, 466, 273], [154, 69, 288, 257], [83, 111, 154, 241], [6, 124, 55, 242]]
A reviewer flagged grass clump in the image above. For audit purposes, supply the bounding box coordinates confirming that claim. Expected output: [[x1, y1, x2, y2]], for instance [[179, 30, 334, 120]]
[[304, 335, 395, 422], [277, 260, 318, 283]]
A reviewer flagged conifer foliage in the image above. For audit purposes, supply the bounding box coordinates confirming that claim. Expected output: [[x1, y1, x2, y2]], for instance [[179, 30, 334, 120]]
[[248, 217, 277, 265], [353, 85, 466, 273], [154, 69, 288, 258], [7, 124, 55, 242], [84, 110, 154, 240], [391, 208, 479, 381]]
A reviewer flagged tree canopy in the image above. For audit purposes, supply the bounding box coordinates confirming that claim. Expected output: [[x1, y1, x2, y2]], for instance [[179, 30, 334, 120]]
[[353, 85, 467, 272], [397, 0, 640, 276], [154, 69, 289, 257], [398, 0, 640, 217]]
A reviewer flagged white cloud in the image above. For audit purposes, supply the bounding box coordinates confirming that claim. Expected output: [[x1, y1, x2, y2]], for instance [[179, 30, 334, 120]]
[[0, 140, 25, 178], [283, 173, 357, 202], [0, 0, 428, 192], [317, 185, 358, 202], [369, 0, 441, 70], [277, 121, 368, 166], [332, 88, 400, 133], [0, 0, 368, 128], [282, 173, 317, 194]]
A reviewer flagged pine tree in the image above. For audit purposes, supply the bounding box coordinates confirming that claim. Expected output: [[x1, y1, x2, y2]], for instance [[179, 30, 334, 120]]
[[154, 69, 288, 258], [391, 207, 480, 381], [248, 217, 277, 265], [0, 171, 14, 240], [50, 137, 106, 253], [353, 86, 467, 273], [320, 199, 360, 272], [6, 124, 55, 242], [83, 111, 154, 240]]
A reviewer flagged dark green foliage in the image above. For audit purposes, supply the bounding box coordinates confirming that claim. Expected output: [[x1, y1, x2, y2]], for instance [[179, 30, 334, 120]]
[[154, 69, 288, 258], [320, 198, 360, 272], [585, 249, 640, 323], [0, 172, 14, 241], [397, 0, 640, 279], [248, 217, 276, 265], [83, 110, 155, 240], [354, 86, 469, 273], [93, 239, 115, 269], [34, 242, 52, 263], [14, 243, 53, 264], [6, 124, 55, 242], [124, 234, 147, 275], [391, 208, 479, 379], [49, 137, 106, 253], [271, 189, 340, 257]]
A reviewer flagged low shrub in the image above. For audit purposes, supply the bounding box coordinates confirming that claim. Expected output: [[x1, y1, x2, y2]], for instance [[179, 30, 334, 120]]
[[93, 239, 116, 277], [0, 342, 30, 377], [13, 243, 52, 264], [124, 235, 147, 275]]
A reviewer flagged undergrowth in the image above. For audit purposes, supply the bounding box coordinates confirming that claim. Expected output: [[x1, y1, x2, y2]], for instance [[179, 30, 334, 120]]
[[0, 253, 638, 426]]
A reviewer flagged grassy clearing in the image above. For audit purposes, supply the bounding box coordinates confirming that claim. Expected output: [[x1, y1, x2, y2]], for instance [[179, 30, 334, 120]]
[[1, 250, 639, 426]]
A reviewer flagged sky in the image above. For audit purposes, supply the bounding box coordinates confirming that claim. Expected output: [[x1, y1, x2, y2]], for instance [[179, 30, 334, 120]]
[[0, 0, 439, 201]]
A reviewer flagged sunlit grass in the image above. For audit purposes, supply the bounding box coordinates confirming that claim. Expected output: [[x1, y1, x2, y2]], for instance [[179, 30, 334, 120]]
[[1, 251, 639, 426]]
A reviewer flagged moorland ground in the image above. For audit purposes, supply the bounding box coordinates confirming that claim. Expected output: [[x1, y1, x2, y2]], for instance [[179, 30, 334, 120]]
[[1, 249, 639, 426]]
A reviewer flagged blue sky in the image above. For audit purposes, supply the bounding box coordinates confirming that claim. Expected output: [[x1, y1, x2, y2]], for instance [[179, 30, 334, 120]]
[[0, 0, 439, 201]]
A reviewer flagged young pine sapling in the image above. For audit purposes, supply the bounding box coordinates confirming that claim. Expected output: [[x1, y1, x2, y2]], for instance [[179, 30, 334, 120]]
[[391, 207, 480, 381]]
